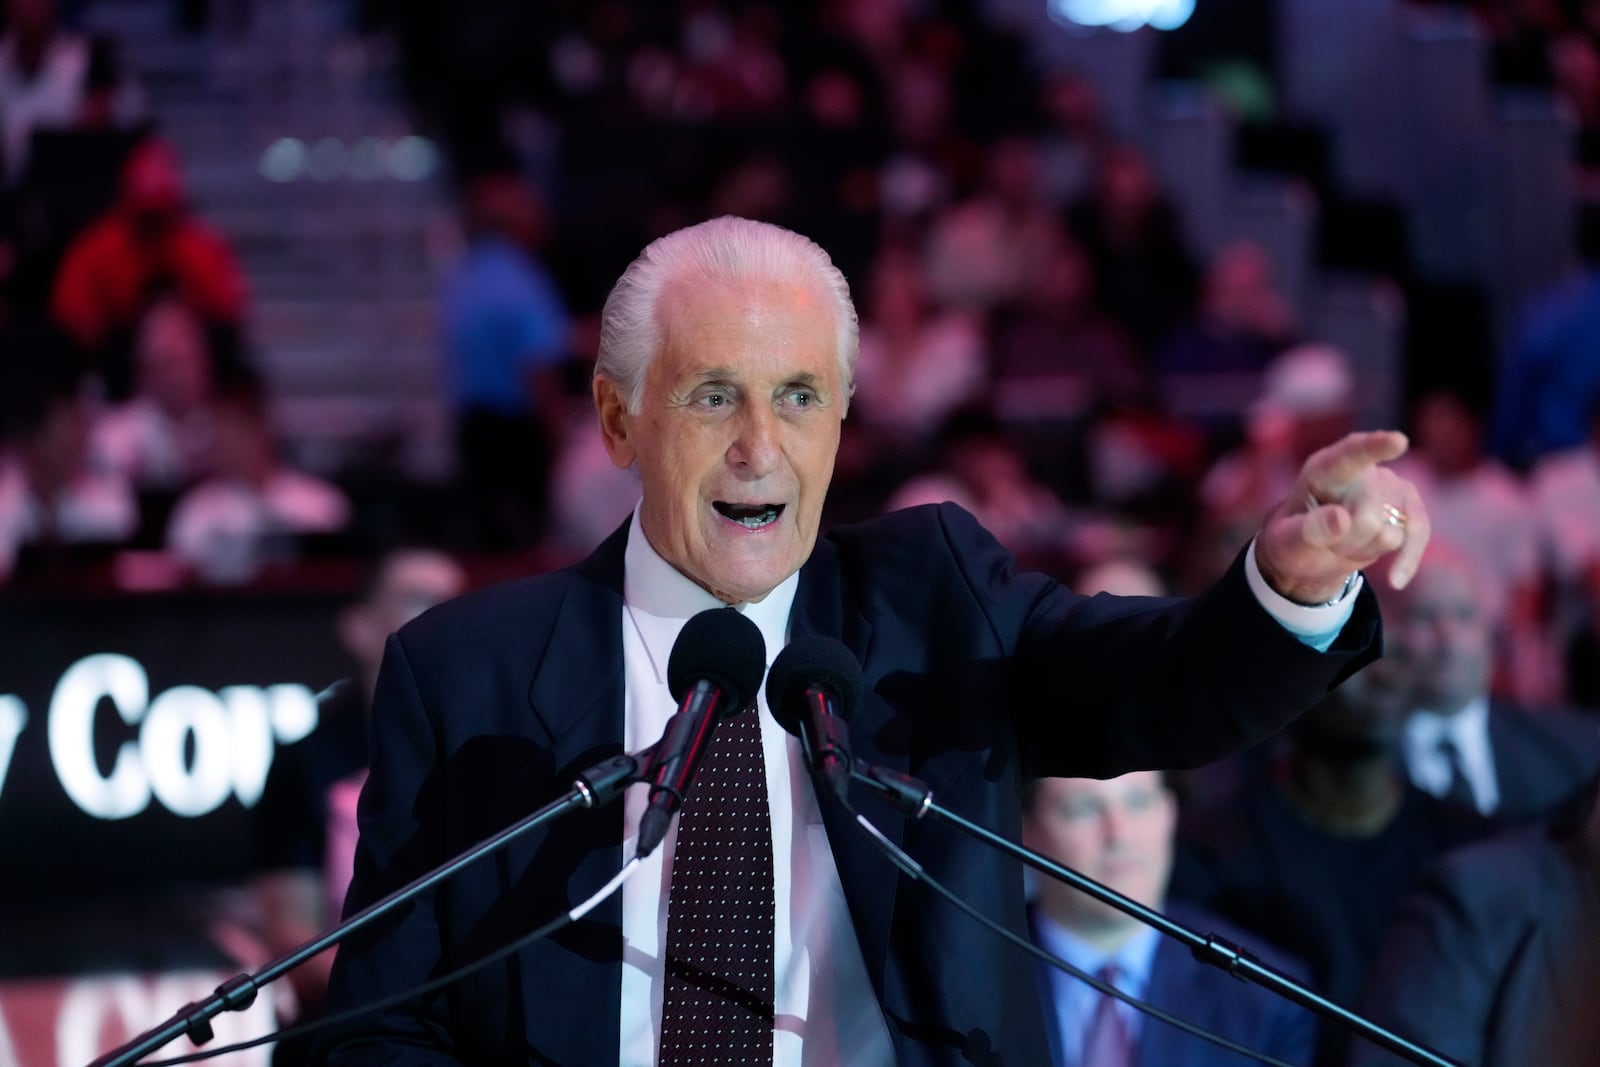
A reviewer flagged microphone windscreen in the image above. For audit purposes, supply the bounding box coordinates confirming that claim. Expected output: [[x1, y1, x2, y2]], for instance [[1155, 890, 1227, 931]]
[[666, 606, 768, 711], [764, 634, 864, 736]]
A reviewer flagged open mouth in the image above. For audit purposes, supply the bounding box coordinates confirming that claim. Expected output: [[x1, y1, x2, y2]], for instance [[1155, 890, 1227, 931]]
[[713, 501, 785, 529]]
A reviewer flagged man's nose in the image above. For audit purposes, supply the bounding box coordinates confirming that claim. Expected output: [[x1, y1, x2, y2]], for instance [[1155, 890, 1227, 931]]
[[728, 405, 781, 476]]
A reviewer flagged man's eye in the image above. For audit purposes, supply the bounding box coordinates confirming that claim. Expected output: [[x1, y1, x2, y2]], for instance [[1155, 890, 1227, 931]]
[[787, 390, 815, 407], [700, 392, 729, 408]]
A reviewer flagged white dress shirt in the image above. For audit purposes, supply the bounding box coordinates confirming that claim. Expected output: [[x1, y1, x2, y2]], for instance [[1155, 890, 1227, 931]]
[[1402, 697, 1499, 815], [1032, 913, 1160, 1067], [616, 507, 895, 1067], [612, 507, 1358, 1065]]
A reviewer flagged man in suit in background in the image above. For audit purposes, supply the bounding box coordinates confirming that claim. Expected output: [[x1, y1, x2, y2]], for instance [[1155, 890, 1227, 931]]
[[1389, 542, 1600, 823], [315, 216, 1429, 1066], [1354, 774, 1600, 1067], [1023, 772, 1314, 1067]]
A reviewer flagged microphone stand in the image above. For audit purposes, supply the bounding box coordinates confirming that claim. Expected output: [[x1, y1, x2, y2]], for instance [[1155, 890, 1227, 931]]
[[851, 763, 1463, 1067], [87, 753, 642, 1067]]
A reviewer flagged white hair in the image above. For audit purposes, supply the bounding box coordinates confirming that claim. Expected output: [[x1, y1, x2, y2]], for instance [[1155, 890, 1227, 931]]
[[595, 216, 859, 413]]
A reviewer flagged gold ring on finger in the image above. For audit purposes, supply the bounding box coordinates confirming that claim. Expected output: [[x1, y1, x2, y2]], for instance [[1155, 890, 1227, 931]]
[[1383, 503, 1408, 529]]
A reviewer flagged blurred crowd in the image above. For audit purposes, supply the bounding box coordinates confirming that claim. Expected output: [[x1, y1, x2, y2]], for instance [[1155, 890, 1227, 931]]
[[4, 1, 1600, 1062]]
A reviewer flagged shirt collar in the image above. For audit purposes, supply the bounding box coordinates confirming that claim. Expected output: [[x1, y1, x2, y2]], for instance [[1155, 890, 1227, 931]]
[[1031, 908, 1160, 992], [622, 503, 797, 685], [1406, 695, 1490, 750]]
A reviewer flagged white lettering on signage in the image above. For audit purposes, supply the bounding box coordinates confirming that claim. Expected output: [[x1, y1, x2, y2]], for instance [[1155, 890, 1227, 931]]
[[25, 653, 319, 820], [0, 694, 24, 798]]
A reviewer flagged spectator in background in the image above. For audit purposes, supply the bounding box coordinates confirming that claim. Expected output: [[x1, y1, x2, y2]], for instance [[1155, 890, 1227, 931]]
[[51, 138, 247, 396], [250, 547, 467, 1066], [1066, 143, 1198, 355], [1353, 775, 1600, 1067], [1024, 772, 1315, 1067], [165, 382, 350, 584], [851, 243, 986, 467], [1034, 70, 1108, 211], [1198, 344, 1356, 542], [90, 297, 219, 493], [1530, 393, 1600, 635], [923, 134, 1062, 313], [886, 406, 1082, 560], [0, 376, 136, 583], [1391, 389, 1550, 699], [440, 169, 570, 550], [1491, 204, 1600, 468], [1175, 659, 1488, 1065], [1387, 542, 1600, 822], [0, 0, 144, 184], [1155, 240, 1297, 443], [988, 236, 1141, 443]]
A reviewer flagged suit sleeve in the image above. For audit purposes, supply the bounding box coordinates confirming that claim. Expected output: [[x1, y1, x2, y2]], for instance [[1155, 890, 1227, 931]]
[[312, 633, 464, 1064], [933, 504, 1382, 777]]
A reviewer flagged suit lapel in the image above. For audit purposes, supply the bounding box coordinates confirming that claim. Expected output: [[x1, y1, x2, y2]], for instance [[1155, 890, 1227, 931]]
[[790, 535, 913, 996], [1135, 936, 1192, 1067], [513, 521, 630, 1065]]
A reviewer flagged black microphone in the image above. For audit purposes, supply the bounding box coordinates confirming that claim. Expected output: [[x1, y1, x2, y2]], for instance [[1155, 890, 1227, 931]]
[[635, 606, 767, 857], [765, 634, 863, 806]]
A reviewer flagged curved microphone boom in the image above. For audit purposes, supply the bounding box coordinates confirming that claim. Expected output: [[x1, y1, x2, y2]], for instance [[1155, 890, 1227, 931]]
[[636, 606, 767, 857], [765, 634, 863, 805]]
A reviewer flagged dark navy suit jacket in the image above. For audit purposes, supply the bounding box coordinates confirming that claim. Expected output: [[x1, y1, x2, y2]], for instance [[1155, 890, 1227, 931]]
[[1484, 703, 1600, 823], [1032, 902, 1315, 1067], [316, 504, 1379, 1066]]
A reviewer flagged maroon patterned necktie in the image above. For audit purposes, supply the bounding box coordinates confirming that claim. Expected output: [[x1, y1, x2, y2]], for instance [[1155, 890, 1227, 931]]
[[1081, 965, 1133, 1067], [659, 704, 776, 1065]]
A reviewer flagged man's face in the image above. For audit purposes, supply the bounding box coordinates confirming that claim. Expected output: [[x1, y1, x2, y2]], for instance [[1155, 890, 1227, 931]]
[[595, 276, 845, 603], [1023, 772, 1176, 934], [1390, 562, 1492, 714]]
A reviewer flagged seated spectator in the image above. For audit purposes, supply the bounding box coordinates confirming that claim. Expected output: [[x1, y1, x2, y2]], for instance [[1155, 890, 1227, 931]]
[[0, 0, 145, 184], [1035, 70, 1109, 211], [1530, 392, 1600, 633], [441, 169, 571, 550], [1353, 775, 1600, 1067], [0, 375, 136, 582], [988, 237, 1141, 434], [923, 134, 1062, 313], [1066, 143, 1198, 355], [1388, 542, 1600, 823], [546, 415, 642, 554], [1175, 660, 1489, 1064], [1490, 205, 1600, 468], [90, 297, 219, 492], [1024, 772, 1314, 1067], [250, 547, 467, 1066], [1391, 389, 1549, 700], [851, 245, 986, 468], [1155, 240, 1296, 443], [165, 383, 350, 584], [1197, 343, 1356, 537], [51, 139, 247, 396], [886, 407, 1083, 560]]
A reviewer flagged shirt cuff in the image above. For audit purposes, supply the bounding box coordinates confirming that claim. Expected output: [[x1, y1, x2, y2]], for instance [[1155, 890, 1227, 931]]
[[1244, 538, 1362, 653]]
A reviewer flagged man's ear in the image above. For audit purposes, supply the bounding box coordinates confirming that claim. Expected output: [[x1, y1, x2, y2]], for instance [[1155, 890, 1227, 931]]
[[593, 374, 637, 469]]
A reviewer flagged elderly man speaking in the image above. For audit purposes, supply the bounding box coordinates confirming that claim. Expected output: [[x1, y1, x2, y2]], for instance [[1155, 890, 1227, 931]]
[[316, 217, 1427, 1067]]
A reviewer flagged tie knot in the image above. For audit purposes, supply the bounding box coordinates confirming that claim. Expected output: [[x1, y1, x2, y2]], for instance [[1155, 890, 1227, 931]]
[[1097, 963, 1122, 990]]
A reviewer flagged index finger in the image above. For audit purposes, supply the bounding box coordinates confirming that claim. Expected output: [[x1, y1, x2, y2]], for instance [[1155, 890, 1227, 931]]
[[1304, 430, 1410, 493]]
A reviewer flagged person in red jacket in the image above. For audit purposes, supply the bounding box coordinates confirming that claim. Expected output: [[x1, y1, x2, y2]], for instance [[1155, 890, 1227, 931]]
[[51, 137, 246, 394]]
